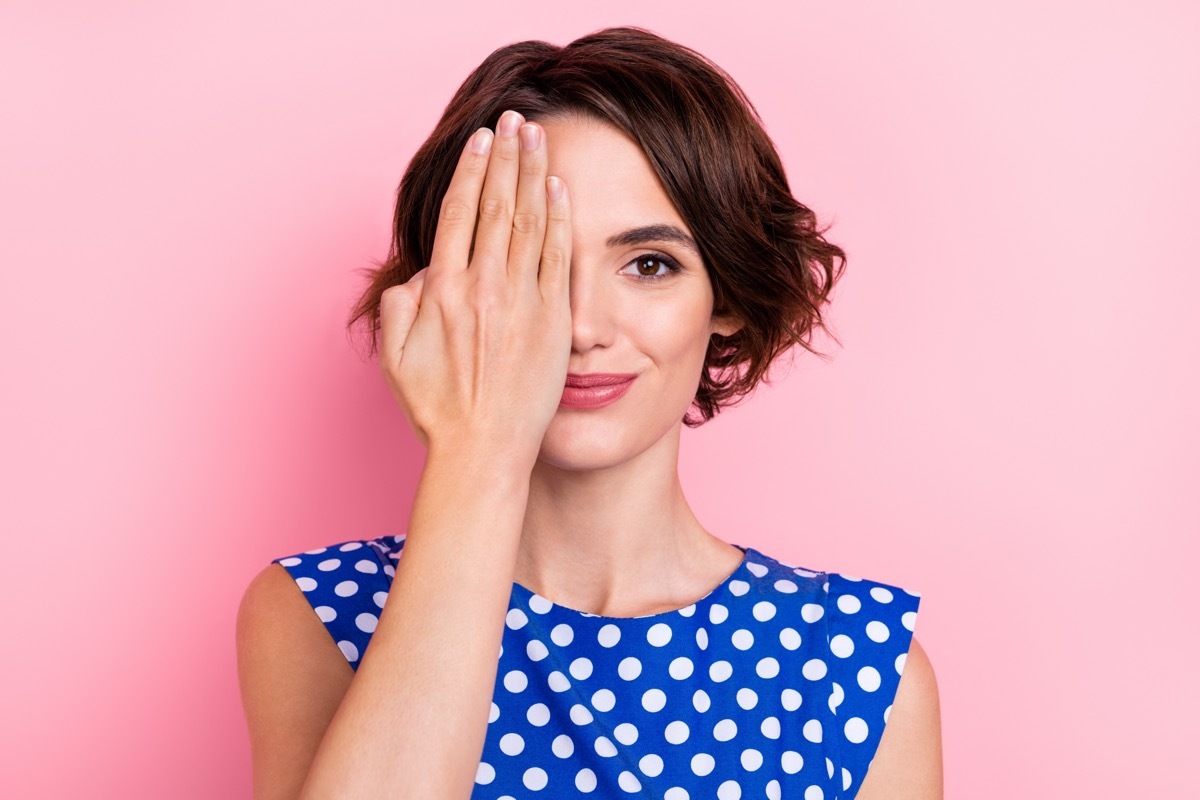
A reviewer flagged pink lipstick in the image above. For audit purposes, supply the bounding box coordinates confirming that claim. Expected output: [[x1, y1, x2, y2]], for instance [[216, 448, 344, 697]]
[[560, 373, 637, 409]]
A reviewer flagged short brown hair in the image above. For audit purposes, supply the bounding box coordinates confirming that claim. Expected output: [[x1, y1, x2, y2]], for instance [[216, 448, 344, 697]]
[[349, 26, 847, 426]]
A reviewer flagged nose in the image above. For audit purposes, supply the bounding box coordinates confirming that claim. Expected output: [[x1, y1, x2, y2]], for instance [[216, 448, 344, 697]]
[[568, 258, 616, 355]]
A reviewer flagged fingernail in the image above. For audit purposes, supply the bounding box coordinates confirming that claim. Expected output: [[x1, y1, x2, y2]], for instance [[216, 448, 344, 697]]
[[519, 123, 540, 151], [547, 175, 563, 200], [498, 109, 523, 136], [470, 128, 493, 154]]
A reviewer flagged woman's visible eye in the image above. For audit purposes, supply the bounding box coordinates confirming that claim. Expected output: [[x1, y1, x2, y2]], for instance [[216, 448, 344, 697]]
[[621, 252, 683, 282]]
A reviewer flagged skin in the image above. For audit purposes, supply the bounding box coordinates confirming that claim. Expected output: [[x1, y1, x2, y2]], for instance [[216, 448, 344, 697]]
[[237, 110, 942, 798]]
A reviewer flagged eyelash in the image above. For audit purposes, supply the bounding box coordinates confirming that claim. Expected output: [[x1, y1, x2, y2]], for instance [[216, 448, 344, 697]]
[[622, 252, 683, 282]]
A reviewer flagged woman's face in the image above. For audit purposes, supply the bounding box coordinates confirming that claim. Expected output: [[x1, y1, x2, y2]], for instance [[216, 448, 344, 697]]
[[532, 114, 738, 471]]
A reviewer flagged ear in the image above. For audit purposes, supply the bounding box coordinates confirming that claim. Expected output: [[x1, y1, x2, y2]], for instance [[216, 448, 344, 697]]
[[710, 313, 743, 338]]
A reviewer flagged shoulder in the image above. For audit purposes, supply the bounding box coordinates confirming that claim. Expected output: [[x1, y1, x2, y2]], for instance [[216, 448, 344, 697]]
[[853, 635, 943, 799]]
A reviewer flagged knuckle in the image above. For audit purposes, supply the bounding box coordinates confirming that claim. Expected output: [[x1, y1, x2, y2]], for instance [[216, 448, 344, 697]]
[[540, 248, 567, 269], [511, 211, 542, 235], [439, 198, 473, 223], [479, 197, 510, 221]]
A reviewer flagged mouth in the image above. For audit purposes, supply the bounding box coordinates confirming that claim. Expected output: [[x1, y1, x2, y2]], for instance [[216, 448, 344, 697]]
[[560, 373, 637, 409]]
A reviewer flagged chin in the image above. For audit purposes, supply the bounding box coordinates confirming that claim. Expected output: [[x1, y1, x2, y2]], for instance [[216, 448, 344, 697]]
[[535, 407, 682, 472]]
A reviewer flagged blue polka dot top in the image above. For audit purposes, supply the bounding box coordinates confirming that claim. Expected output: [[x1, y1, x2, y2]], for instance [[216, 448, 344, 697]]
[[273, 535, 921, 799]]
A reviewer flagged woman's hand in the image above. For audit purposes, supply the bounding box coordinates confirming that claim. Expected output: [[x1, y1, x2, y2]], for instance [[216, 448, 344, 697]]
[[377, 110, 572, 461]]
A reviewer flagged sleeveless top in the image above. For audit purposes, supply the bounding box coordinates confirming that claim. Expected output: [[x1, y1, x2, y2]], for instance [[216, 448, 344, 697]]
[[273, 535, 921, 799]]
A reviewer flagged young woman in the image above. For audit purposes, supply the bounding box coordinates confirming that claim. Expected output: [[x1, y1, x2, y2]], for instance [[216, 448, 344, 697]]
[[237, 26, 942, 800]]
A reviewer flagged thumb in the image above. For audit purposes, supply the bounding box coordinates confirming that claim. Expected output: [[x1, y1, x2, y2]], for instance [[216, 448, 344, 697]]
[[378, 267, 430, 370]]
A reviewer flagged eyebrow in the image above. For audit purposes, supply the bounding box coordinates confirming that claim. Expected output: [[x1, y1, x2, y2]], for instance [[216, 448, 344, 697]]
[[606, 224, 699, 256]]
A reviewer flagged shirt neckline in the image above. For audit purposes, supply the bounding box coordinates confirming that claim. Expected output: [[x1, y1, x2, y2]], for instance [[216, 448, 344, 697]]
[[508, 543, 754, 622]]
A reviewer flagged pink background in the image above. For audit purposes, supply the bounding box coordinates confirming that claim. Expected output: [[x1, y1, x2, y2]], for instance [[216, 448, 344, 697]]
[[3, 1, 1197, 797]]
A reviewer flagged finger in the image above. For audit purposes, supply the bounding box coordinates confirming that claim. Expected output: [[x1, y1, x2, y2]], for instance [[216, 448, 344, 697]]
[[539, 175, 572, 302], [377, 282, 423, 374], [470, 109, 524, 277], [506, 121, 548, 282], [428, 127, 494, 277]]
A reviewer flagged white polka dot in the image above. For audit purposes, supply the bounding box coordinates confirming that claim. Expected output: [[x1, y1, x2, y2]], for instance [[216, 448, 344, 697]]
[[618, 657, 642, 680], [475, 761, 495, 784], [522, 766, 548, 790], [885, 703, 893, 723], [642, 689, 667, 712], [598, 624, 621, 647], [525, 593, 553, 614], [902, 610, 917, 631], [355, 612, 378, 633], [665, 788, 689, 800], [774, 579, 798, 593], [594, 736, 617, 757], [729, 579, 750, 596], [866, 620, 890, 642], [647, 622, 673, 646], [842, 574, 862, 582], [383, 565, 395, 577], [499, 732, 524, 755], [618, 771, 642, 793], [696, 628, 709, 650], [503, 670, 527, 693], [570, 657, 593, 680], [870, 586, 894, 603], [639, 753, 664, 776], [337, 640, 359, 661], [845, 717, 869, 743], [334, 580, 358, 597], [757, 657, 780, 679], [669, 656, 694, 679], [709, 604, 729, 624], [278, 557, 301, 567], [781, 750, 804, 774], [488, 702, 499, 723], [548, 671, 571, 692], [793, 566, 820, 578], [830, 634, 855, 658], [372, 591, 388, 609], [295, 577, 317, 592], [737, 688, 758, 710], [746, 561, 768, 577], [551, 623, 574, 646], [803, 719, 823, 743], [731, 629, 755, 650], [693, 689, 711, 712], [613, 722, 639, 745], [691, 753, 715, 776], [354, 559, 378, 574], [779, 628, 801, 650], [717, 779, 742, 799], [801, 603, 824, 623], [828, 681, 844, 712], [678, 603, 696, 617], [713, 718, 737, 741], [709, 660, 733, 682], [665, 720, 690, 744], [316, 558, 340, 571], [741, 748, 763, 771], [842, 768, 852, 790], [802, 658, 827, 680], [767, 779, 782, 800], [303, 546, 327, 555], [805, 786, 824, 800], [761, 716, 781, 739], [781, 688, 802, 711], [314, 605, 336, 622], [896, 652, 908, 675], [837, 594, 862, 614], [570, 704, 594, 725], [752, 600, 777, 621], [338, 541, 363, 552], [592, 688, 616, 712], [552, 733, 574, 757], [526, 639, 548, 661], [858, 666, 881, 692], [525, 703, 550, 726], [575, 767, 596, 791]]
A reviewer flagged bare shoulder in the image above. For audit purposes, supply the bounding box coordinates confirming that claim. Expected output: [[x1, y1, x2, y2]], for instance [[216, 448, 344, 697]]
[[236, 563, 353, 800], [853, 636, 943, 800]]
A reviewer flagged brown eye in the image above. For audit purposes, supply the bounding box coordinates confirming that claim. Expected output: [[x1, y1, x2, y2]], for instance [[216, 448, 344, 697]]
[[622, 252, 683, 281]]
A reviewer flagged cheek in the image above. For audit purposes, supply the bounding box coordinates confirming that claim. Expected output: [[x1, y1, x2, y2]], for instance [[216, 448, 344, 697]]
[[636, 298, 714, 369]]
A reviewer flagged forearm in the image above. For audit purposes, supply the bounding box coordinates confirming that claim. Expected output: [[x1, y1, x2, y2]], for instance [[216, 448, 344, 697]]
[[299, 442, 532, 799]]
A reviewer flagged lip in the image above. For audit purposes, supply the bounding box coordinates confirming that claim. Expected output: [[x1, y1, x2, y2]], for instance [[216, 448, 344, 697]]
[[560, 373, 637, 409]]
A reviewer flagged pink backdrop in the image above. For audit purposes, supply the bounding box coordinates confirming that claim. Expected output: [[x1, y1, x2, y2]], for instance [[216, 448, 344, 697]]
[[3, 1, 1197, 797]]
